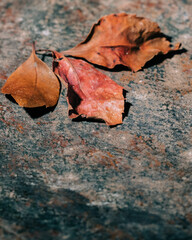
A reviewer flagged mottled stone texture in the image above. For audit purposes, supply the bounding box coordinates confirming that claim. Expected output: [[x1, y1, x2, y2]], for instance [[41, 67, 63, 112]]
[[0, 0, 192, 239]]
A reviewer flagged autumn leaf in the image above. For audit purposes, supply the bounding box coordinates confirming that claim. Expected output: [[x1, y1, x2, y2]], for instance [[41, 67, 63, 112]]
[[1, 44, 60, 108], [63, 13, 181, 72], [53, 51, 124, 125]]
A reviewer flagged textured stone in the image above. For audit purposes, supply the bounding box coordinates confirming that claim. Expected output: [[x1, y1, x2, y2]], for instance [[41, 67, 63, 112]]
[[0, 0, 192, 239]]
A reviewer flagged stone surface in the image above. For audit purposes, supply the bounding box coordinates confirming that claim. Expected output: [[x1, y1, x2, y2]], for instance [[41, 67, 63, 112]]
[[0, 0, 192, 239]]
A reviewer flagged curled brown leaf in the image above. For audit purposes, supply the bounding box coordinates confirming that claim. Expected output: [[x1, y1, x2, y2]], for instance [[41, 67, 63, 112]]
[[63, 13, 180, 71]]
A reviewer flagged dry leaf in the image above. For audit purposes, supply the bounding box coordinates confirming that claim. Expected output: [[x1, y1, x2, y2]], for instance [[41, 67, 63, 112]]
[[1, 45, 60, 108], [53, 51, 124, 125], [63, 13, 180, 72]]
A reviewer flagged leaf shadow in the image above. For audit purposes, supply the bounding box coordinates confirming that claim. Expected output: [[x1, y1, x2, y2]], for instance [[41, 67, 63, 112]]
[[123, 89, 132, 120], [143, 48, 187, 70], [24, 105, 56, 119], [72, 116, 105, 124], [5, 94, 17, 104]]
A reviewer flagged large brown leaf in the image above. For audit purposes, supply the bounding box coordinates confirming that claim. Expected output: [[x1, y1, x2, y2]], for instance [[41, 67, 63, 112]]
[[53, 51, 124, 125], [1, 45, 60, 108], [63, 13, 180, 72]]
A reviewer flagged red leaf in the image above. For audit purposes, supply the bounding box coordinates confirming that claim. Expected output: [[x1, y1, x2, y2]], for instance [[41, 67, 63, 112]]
[[63, 13, 181, 72], [53, 51, 124, 125]]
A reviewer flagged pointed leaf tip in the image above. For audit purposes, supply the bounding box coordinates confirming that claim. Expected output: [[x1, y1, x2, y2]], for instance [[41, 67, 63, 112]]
[[1, 45, 60, 108]]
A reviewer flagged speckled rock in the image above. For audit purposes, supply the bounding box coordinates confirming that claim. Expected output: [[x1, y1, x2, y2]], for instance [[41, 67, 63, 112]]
[[0, 0, 192, 240]]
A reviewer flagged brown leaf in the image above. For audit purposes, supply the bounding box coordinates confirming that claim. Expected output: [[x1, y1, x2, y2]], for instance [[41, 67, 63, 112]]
[[63, 13, 180, 72], [53, 51, 124, 125], [1, 45, 60, 108]]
